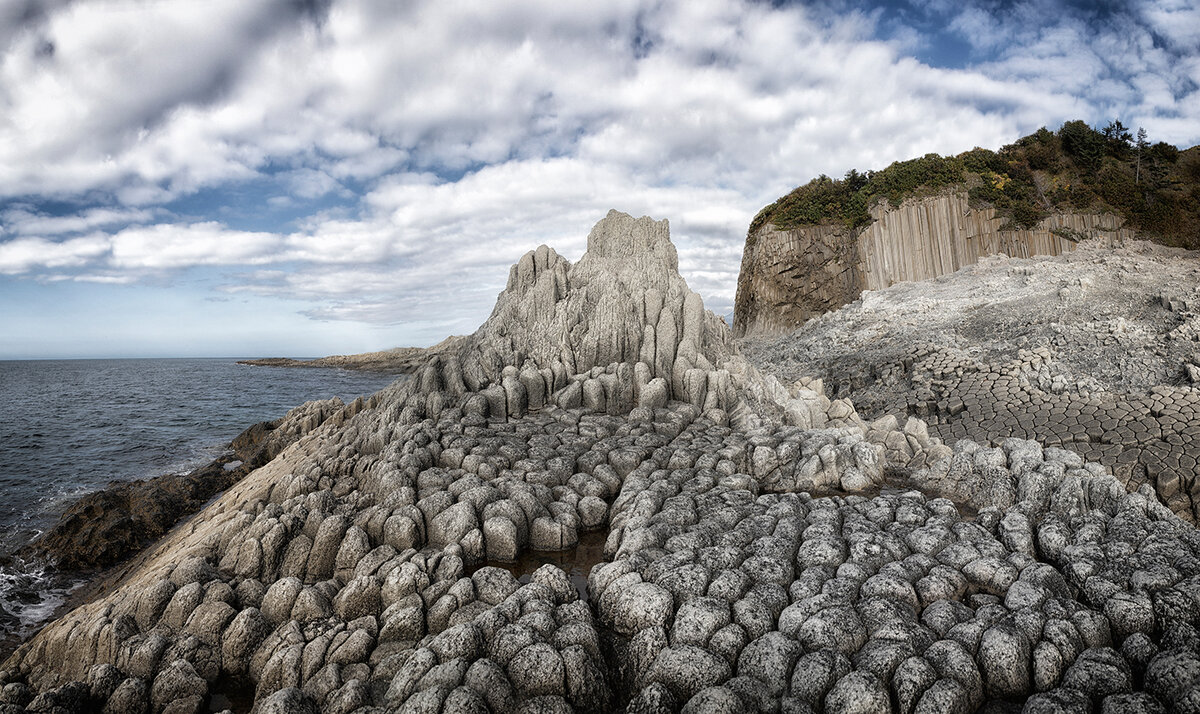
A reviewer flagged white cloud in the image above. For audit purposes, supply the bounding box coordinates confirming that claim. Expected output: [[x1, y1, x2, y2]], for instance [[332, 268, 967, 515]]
[[0, 234, 110, 274], [108, 223, 283, 269], [2, 206, 156, 235], [0, 0, 1197, 353]]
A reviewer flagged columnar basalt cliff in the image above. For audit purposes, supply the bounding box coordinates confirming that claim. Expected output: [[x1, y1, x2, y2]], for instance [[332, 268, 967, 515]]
[[3, 211, 1199, 713], [734, 191, 1134, 336]]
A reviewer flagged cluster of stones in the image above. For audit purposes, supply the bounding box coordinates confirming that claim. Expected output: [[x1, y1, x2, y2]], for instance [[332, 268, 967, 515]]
[[5, 212, 1200, 713], [0, 387, 888, 713], [824, 343, 1200, 523], [740, 242, 1200, 526], [591, 434, 1200, 712]]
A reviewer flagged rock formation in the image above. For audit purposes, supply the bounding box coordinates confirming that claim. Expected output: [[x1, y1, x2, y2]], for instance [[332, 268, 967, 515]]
[[238, 336, 468, 374], [742, 238, 1200, 524], [734, 191, 1135, 336], [2, 210, 1198, 713]]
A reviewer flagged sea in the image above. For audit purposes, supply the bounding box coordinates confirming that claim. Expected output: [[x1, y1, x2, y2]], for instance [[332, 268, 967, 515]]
[[0, 358, 400, 652]]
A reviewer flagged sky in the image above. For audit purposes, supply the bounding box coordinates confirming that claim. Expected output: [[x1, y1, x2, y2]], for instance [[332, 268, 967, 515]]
[[0, 0, 1197, 359]]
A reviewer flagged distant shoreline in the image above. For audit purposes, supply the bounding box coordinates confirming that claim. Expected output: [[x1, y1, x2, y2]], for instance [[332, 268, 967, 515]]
[[237, 335, 466, 374]]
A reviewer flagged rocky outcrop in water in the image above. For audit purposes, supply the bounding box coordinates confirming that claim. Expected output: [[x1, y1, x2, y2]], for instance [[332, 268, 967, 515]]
[[2, 210, 1198, 713], [734, 191, 1134, 337]]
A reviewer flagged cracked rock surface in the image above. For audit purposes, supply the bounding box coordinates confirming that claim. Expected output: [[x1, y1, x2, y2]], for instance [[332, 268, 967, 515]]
[[3, 213, 1199, 713], [743, 240, 1200, 523]]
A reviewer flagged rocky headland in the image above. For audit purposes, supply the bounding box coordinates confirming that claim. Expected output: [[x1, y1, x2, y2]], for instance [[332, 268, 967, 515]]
[[1, 208, 1199, 714], [735, 122, 1199, 337], [238, 337, 468, 374]]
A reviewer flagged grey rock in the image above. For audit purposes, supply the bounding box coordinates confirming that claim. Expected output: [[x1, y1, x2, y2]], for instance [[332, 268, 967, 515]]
[[737, 631, 801, 695], [1100, 693, 1166, 714], [1061, 647, 1133, 701], [429, 623, 483, 663], [1105, 592, 1155, 640], [562, 644, 610, 713], [429, 501, 479, 549], [102, 678, 148, 714], [252, 687, 318, 714], [221, 607, 271, 675], [507, 643, 566, 698], [681, 686, 745, 714], [1144, 649, 1200, 706], [913, 678, 972, 714], [1023, 687, 1091, 713], [893, 657, 938, 714], [601, 581, 673, 636], [150, 660, 206, 711], [465, 658, 515, 713], [978, 622, 1032, 699], [333, 576, 382, 621], [670, 597, 730, 647], [472, 566, 521, 605], [87, 663, 123, 704], [324, 680, 370, 714], [261, 577, 303, 626], [648, 645, 732, 701], [824, 671, 889, 714], [790, 650, 851, 707]]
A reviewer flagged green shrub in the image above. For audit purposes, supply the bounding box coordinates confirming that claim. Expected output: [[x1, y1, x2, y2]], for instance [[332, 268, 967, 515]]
[[753, 120, 1197, 249]]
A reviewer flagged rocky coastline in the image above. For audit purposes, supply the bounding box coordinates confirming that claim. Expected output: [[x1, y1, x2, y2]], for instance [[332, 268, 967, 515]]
[[22, 397, 363, 574], [238, 337, 467, 375], [1, 210, 1198, 713]]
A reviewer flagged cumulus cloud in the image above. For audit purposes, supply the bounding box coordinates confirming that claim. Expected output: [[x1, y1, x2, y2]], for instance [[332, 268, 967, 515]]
[[2, 206, 156, 235], [0, 0, 1197, 350], [0, 234, 110, 274]]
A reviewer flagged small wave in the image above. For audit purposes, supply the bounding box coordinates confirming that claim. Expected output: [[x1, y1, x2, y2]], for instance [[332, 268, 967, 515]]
[[0, 556, 84, 640]]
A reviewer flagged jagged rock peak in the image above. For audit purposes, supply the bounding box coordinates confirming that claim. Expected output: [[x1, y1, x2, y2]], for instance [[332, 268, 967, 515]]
[[425, 210, 746, 419], [582, 209, 678, 271]]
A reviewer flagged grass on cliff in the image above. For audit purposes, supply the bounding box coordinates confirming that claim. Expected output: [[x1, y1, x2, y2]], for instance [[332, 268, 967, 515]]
[[751, 120, 1200, 249]]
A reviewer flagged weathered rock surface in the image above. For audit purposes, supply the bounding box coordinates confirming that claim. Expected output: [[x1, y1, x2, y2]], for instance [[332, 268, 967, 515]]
[[743, 239, 1200, 523], [734, 190, 1133, 337], [2, 210, 1198, 714]]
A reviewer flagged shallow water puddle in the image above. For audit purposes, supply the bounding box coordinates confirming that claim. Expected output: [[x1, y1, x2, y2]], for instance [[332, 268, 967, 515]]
[[477, 529, 608, 600]]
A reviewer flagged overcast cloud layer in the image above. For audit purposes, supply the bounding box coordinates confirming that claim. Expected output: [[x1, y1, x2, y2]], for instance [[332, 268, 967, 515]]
[[1, 0, 1198, 357]]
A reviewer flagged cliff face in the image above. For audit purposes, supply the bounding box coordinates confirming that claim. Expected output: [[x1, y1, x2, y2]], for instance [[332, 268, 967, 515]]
[[734, 190, 1135, 336]]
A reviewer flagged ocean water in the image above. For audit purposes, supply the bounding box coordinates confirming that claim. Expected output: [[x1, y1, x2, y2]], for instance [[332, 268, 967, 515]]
[[0, 358, 400, 649]]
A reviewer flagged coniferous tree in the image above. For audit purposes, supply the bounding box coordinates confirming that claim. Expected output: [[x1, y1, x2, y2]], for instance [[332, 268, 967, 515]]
[[1135, 127, 1149, 184]]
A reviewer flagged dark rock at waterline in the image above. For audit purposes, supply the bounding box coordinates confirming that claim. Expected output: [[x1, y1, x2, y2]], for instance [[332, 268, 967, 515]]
[[23, 397, 355, 571]]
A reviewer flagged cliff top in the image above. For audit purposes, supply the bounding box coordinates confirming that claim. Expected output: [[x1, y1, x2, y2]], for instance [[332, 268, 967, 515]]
[[751, 120, 1200, 249]]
